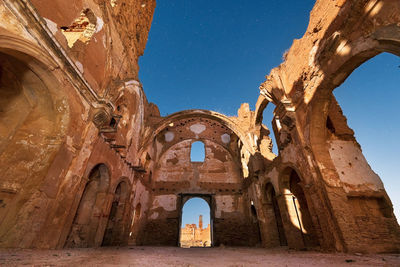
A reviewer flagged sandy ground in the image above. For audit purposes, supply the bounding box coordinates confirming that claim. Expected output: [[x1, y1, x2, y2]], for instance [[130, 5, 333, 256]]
[[0, 246, 399, 266]]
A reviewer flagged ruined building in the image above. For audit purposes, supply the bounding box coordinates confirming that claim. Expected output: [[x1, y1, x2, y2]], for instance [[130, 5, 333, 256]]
[[180, 215, 211, 248], [0, 0, 399, 253]]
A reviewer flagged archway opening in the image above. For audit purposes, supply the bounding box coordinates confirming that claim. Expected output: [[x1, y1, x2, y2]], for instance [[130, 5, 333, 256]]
[[180, 197, 211, 248], [190, 141, 205, 162], [65, 164, 110, 248], [332, 52, 400, 221]]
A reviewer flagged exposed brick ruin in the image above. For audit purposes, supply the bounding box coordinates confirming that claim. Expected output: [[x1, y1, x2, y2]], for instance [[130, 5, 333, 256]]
[[0, 0, 399, 254]]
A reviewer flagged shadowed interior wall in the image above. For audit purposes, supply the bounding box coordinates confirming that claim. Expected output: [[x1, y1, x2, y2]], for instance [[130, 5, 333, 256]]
[[0, 0, 399, 253], [0, 50, 69, 248]]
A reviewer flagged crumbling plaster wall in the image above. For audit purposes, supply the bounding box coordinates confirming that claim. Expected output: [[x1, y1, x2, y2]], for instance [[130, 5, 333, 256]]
[[138, 112, 261, 246], [0, 0, 156, 249], [253, 0, 400, 253], [30, 0, 155, 94], [1, 0, 399, 254]]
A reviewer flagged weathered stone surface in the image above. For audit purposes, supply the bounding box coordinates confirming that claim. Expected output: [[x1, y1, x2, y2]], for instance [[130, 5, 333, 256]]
[[0, 0, 399, 254]]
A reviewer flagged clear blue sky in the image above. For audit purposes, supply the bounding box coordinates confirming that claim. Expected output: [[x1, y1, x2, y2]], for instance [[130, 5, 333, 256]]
[[140, 1, 399, 223]]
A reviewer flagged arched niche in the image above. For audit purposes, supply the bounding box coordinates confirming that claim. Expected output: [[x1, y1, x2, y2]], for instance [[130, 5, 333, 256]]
[[138, 110, 256, 161], [0, 43, 69, 246], [279, 167, 319, 249], [65, 164, 110, 248], [102, 179, 130, 246], [265, 183, 287, 246]]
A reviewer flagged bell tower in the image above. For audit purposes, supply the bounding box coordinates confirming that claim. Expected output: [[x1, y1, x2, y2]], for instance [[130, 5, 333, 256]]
[[199, 215, 203, 229]]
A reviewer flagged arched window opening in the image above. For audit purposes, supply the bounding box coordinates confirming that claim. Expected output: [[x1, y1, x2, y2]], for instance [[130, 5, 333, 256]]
[[333, 52, 400, 221], [65, 164, 110, 248], [266, 183, 287, 246], [262, 103, 278, 155], [180, 197, 211, 248], [190, 141, 205, 162]]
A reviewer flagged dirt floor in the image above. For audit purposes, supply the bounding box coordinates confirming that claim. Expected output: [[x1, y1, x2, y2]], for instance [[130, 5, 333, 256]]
[[0, 246, 399, 266]]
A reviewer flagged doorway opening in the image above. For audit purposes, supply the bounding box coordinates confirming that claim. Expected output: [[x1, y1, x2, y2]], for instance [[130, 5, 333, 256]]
[[179, 196, 211, 248]]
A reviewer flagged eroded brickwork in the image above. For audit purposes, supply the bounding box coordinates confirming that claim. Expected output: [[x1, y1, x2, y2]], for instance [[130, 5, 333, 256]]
[[0, 0, 399, 253]]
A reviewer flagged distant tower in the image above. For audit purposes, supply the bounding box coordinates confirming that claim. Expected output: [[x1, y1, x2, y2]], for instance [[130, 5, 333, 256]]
[[199, 215, 203, 229]]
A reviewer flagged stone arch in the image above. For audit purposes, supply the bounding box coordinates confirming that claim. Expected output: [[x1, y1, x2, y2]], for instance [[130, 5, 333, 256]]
[[153, 138, 242, 185], [278, 164, 312, 193], [254, 67, 287, 127], [65, 164, 111, 248], [254, 95, 272, 126], [0, 35, 70, 247], [139, 109, 256, 159], [109, 176, 132, 195], [309, 25, 400, 170], [102, 178, 131, 246], [181, 195, 212, 208], [254, 92, 281, 160], [306, 25, 400, 252], [156, 137, 240, 168]]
